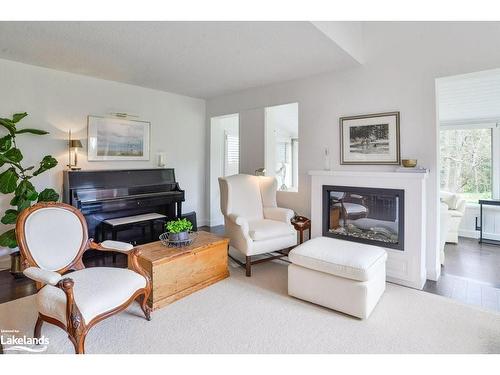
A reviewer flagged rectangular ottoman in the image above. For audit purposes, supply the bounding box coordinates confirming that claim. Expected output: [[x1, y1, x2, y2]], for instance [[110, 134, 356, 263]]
[[288, 236, 387, 319]]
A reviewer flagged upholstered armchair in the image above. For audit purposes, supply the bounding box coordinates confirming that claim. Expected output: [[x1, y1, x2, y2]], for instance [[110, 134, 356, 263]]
[[218, 174, 297, 276], [440, 191, 467, 243], [16, 202, 151, 354]]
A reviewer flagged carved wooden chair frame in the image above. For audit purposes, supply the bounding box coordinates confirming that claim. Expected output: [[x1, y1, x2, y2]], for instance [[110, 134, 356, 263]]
[[16, 202, 152, 354]]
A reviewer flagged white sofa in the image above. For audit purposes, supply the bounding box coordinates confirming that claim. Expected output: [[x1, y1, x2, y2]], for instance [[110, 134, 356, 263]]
[[440, 191, 466, 244], [218, 174, 297, 276], [288, 237, 387, 319]]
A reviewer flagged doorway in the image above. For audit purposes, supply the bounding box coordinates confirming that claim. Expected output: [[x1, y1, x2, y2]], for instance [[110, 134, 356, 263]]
[[210, 114, 239, 226], [264, 103, 299, 192], [424, 69, 500, 312]]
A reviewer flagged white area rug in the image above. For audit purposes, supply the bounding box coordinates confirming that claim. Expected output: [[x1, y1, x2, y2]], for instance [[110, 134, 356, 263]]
[[1, 261, 499, 354]]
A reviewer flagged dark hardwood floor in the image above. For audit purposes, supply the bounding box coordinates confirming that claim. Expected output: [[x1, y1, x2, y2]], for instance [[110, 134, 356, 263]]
[[438, 237, 500, 286], [423, 237, 500, 312]]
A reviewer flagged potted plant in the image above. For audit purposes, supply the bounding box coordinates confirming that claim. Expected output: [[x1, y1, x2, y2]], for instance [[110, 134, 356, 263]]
[[0, 112, 59, 277], [166, 218, 193, 241]]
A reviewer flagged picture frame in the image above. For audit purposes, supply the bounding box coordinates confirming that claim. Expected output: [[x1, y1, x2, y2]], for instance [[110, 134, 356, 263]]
[[340, 111, 400, 165], [87, 115, 151, 161]]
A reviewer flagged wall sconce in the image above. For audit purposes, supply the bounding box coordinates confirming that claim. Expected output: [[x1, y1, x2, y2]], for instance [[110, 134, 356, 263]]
[[68, 130, 83, 170]]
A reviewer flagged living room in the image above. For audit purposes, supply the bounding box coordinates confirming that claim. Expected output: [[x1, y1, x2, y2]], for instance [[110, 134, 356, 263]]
[[0, 0, 499, 371]]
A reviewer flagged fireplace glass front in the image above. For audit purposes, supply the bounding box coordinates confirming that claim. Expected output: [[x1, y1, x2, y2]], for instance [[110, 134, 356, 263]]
[[322, 185, 404, 250]]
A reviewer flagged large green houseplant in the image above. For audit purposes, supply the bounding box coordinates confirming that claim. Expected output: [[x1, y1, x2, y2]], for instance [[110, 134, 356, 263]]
[[0, 112, 59, 251]]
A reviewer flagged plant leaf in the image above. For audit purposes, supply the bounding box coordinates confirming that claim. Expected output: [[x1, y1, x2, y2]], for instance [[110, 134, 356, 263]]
[[15, 179, 37, 200], [4, 148, 23, 163], [0, 135, 12, 152], [0, 168, 18, 194], [1, 209, 18, 225], [37, 188, 59, 202], [0, 118, 16, 135], [26, 190, 39, 201], [12, 112, 28, 123], [0, 229, 17, 248], [17, 198, 31, 212], [15, 128, 49, 135], [33, 155, 58, 176], [10, 195, 19, 206]]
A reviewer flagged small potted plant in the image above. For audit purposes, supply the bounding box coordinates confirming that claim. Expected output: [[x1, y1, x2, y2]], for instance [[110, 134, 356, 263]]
[[166, 218, 193, 242]]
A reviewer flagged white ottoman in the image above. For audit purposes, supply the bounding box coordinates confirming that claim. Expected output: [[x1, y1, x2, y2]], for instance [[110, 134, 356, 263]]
[[288, 236, 387, 319]]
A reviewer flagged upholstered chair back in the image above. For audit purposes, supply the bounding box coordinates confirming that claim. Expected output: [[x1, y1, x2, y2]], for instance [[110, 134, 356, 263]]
[[258, 176, 278, 208], [16, 203, 88, 272], [219, 174, 266, 221]]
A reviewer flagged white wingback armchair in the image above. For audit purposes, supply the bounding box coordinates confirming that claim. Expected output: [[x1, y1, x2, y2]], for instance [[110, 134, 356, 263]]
[[219, 174, 297, 276], [16, 202, 151, 354]]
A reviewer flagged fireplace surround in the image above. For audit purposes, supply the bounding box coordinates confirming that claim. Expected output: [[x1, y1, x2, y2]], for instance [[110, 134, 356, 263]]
[[309, 170, 429, 289], [322, 185, 404, 250]]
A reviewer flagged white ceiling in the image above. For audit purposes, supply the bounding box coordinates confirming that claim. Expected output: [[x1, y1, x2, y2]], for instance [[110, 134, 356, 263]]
[[0, 21, 361, 99]]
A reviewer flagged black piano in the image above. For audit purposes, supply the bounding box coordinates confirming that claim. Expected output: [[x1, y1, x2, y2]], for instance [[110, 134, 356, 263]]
[[63, 168, 185, 244]]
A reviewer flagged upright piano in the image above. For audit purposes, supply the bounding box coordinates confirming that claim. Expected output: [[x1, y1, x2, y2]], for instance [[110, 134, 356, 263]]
[[63, 168, 185, 243]]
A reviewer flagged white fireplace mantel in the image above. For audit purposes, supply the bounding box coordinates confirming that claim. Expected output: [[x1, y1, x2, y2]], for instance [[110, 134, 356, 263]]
[[308, 170, 429, 179], [309, 169, 428, 289]]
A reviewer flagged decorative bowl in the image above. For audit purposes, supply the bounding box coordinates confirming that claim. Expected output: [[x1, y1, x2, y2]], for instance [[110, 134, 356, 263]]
[[159, 231, 197, 247], [401, 159, 417, 168], [168, 231, 190, 242]]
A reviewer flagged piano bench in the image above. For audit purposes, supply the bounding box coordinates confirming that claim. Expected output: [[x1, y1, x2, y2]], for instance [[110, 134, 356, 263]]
[[100, 213, 167, 250]]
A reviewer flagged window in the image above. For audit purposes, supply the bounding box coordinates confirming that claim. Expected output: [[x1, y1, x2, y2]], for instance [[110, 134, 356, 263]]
[[440, 125, 498, 203], [224, 132, 239, 176]]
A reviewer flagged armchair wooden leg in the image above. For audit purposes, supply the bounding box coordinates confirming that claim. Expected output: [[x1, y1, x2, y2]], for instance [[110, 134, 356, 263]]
[[71, 332, 86, 354], [34, 315, 43, 339], [245, 256, 252, 277], [137, 293, 152, 321]]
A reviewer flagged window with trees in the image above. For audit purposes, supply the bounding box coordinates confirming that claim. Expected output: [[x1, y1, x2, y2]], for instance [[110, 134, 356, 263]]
[[440, 125, 498, 203]]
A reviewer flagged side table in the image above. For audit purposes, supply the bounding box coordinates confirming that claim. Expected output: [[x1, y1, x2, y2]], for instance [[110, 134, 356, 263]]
[[291, 215, 311, 244]]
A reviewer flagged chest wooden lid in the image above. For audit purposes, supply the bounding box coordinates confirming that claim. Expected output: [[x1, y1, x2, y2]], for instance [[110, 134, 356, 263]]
[[137, 231, 229, 264]]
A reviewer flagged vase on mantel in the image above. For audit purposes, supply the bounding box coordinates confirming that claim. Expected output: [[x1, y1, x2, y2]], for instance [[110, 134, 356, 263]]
[[323, 147, 331, 170]]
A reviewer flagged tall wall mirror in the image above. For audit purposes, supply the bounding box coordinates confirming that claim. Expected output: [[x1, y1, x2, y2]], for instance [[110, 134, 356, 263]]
[[265, 102, 299, 192]]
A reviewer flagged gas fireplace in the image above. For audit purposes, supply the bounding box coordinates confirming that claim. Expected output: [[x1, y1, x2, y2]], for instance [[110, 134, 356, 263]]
[[322, 185, 404, 250]]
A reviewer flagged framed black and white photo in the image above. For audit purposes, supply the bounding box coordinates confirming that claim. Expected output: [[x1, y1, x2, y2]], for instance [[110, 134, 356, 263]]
[[340, 112, 400, 165], [87, 115, 150, 161]]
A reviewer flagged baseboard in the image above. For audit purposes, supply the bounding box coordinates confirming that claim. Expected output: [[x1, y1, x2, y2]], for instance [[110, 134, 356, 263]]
[[458, 229, 479, 239], [458, 229, 500, 241], [198, 218, 210, 227], [426, 264, 441, 282], [207, 219, 223, 227]]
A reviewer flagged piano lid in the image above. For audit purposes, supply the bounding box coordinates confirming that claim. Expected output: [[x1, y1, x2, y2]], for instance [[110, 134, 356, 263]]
[[64, 168, 177, 190], [76, 186, 183, 203]]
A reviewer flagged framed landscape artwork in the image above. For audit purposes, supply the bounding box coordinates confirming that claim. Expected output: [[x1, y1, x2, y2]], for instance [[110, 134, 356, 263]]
[[340, 112, 400, 165], [87, 115, 150, 161]]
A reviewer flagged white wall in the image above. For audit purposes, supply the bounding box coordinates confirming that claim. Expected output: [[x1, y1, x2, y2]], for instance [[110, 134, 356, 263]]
[[239, 108, 265, 175], [206, 22, 500, 281], [210, 114, 239, 226], [0, 58, 207, 247]]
